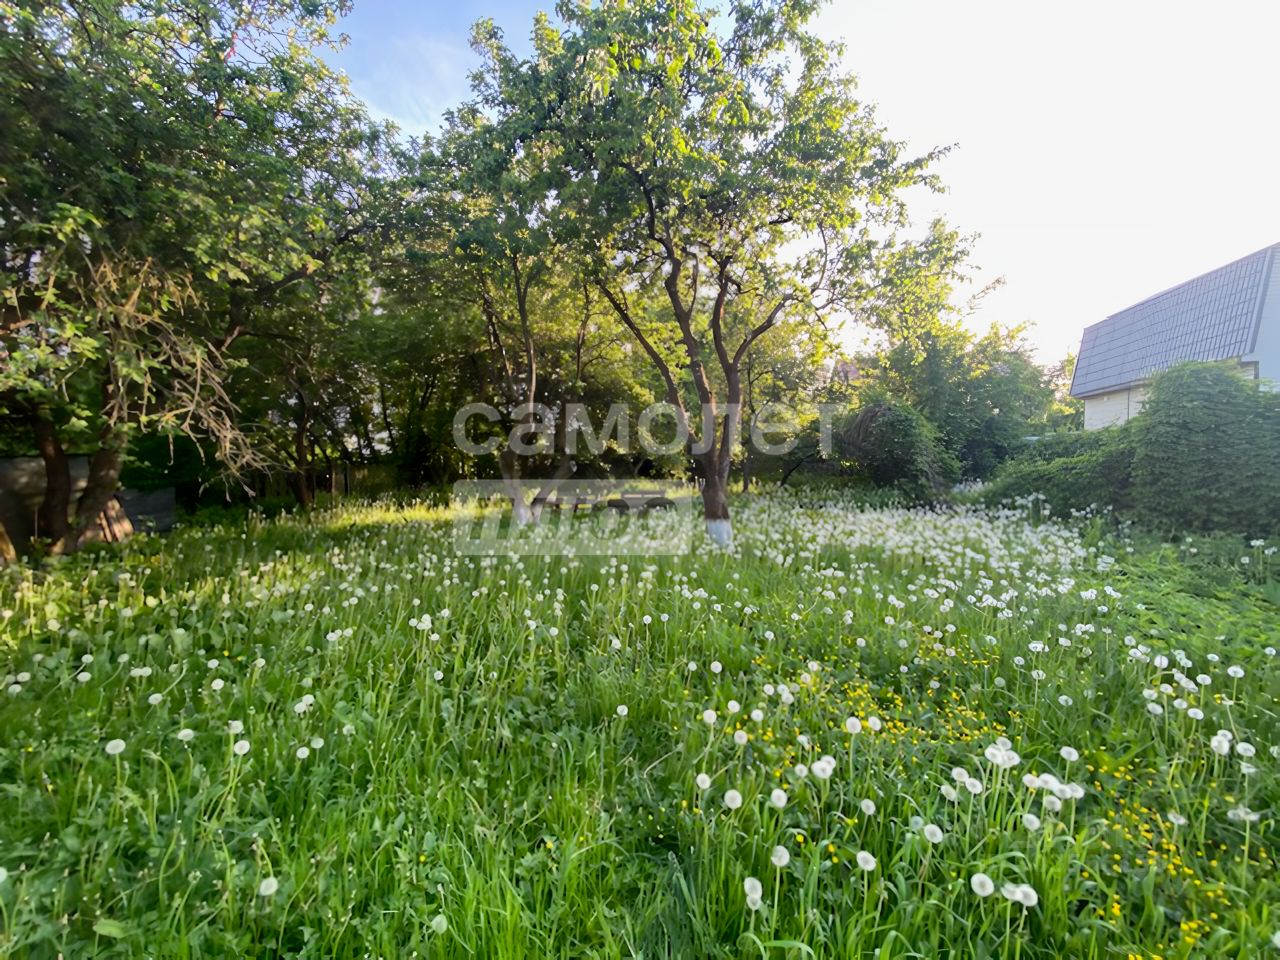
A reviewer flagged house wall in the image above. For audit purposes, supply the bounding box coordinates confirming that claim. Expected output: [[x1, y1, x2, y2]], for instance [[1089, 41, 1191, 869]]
[[1083, 386, 1149, 430], [1243, 251, 1280, 388]]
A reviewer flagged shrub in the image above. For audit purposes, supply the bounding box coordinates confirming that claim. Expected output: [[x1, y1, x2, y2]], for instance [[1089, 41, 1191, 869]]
[[981, 425, 1135, 516], [1131, 363, 1280, 536], [984, 363, 1280, 536], [831, 402, 960, 500], [1007, 429, 1116, 465]]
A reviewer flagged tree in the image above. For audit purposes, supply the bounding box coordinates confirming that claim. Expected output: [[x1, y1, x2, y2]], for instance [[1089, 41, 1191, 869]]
[[861, 321, 1052, 477], [0, 0, 391, 547], [739, 324, 831, 491], [387, 127, 576, 521], [1044, 352, 1084, 432], [465, 0, 953, 544]]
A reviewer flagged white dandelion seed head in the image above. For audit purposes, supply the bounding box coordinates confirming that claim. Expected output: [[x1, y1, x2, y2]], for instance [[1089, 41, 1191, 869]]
[[970, 872, 994, 896]]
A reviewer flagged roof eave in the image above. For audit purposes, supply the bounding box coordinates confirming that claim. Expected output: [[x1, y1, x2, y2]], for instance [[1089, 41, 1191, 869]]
[[1070, 377, 1150, 400]]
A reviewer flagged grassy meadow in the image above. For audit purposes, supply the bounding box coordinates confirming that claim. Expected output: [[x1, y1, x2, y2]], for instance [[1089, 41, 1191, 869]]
[[0, 493, 1277, 958]]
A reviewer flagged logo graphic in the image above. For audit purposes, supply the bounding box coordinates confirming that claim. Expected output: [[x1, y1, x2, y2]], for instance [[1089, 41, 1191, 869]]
[[451, 480, 698, 556]]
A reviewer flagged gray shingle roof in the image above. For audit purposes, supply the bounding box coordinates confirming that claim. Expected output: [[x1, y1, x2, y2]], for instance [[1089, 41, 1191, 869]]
[[1070, 242, 1279, 398]]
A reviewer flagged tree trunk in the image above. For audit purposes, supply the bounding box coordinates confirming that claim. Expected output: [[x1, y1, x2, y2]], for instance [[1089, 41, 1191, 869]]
[[29, 408, 71, 545], [61, 435, 126, 553], [699, 451, 732, 547], [0, 520, 15, 565], [378, 381, 397, 454], [498, 447, 533, 525], [293, 389, 312, 509]]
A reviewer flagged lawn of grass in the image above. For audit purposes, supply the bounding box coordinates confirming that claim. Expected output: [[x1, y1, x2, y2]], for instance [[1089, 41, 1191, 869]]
[[1, 492, 1277, 958]]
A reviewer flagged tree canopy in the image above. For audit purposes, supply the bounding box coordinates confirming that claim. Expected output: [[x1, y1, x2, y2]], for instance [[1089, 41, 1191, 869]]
[[1, 0, 1070, 552]]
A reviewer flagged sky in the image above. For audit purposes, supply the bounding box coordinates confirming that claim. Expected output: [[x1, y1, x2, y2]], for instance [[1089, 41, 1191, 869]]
[[327, 0, 1280, 362]]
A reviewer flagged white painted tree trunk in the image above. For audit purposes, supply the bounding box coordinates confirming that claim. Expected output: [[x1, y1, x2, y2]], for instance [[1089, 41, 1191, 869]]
[[705, 518, 733, 548], [510, 497, 534, 525]]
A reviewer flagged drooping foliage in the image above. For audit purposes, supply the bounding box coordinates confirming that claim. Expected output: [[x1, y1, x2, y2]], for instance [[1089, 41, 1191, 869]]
[[0, 0, 395, 544]]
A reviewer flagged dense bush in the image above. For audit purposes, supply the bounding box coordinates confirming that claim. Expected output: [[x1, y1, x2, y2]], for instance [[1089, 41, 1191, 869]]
[[980, 425, 1135, 516], [831, 402, 960, 500], [984, 363, 1280, 535], [1131, 363, 1280, 535], [1006, 428, 1116, 464]]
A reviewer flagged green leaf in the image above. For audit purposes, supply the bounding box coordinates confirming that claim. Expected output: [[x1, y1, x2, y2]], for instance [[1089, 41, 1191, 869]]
[[93, 918, 131, 939]]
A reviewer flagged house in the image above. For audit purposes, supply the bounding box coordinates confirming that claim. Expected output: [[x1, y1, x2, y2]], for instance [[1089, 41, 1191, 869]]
[[1071, 241, 1280, 429]]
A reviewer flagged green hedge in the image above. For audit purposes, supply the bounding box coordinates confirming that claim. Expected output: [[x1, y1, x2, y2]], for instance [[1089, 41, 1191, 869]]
[[1006, 428, 1116, 464], [980, 426, 1135, 516], [1130, 363, 1280, 535], [984, 363, 1280, 536]]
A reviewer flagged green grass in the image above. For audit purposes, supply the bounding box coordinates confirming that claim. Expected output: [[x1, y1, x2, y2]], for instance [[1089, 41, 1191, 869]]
[[0, 492, 1277, 958]]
